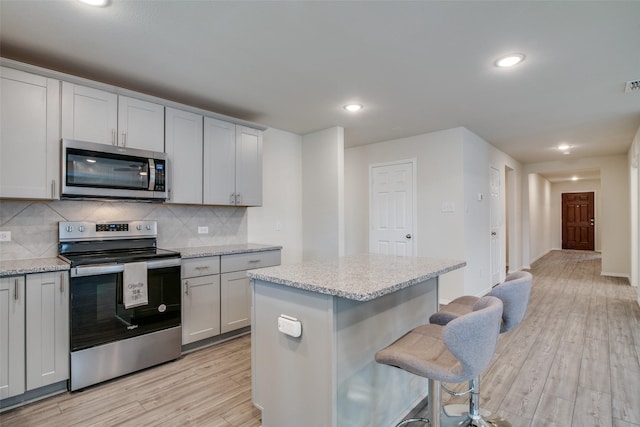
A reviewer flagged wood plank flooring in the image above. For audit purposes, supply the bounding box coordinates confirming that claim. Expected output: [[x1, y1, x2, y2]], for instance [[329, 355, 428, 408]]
[[2, 250, 639, 426]]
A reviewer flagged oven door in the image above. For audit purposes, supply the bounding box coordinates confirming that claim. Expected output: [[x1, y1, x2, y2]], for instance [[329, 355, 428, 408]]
[[70, 259, 181, 352]]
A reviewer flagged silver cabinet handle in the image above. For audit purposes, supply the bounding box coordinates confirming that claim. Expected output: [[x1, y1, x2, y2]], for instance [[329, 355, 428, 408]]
[[14, 278, 19, 300], [60, 273, 64, 293], [236, 193, 242, 205], [195, 266, 210, 271], [51, 180, 56, 198], [185, 280, 189, 295], [111, 129, 116, 145], [248, 260, 260, 264], [121, 131, 127, 147]]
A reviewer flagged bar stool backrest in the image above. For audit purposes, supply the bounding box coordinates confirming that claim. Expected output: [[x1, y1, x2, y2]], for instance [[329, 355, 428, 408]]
[[443, 295, 503, 381], [488, 271, 532, 333]]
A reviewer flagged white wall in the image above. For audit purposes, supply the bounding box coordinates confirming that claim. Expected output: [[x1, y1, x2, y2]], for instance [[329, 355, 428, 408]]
[[526, 173, 553, 265], [524, 155, 630, 277], [344, 127, 523, 302], [248, 127, 303, 265], [301, 127, 344, 260], [550, 179, 602, 251]]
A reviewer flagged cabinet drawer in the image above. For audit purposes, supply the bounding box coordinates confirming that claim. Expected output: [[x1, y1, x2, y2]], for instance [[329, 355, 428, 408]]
[[182, 256, 220, 278], [221, 250, 281, 273]]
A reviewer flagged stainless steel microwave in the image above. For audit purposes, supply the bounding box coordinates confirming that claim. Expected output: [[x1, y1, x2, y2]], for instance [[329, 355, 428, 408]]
[[61, 139, 168, 201]]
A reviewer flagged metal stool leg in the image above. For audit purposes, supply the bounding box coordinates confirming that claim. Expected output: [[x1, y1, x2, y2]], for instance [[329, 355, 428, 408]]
[[451, 377, 511, 427]]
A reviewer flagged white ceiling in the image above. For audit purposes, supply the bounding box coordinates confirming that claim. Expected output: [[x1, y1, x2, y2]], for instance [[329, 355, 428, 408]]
[[1, 0, 639, 170]]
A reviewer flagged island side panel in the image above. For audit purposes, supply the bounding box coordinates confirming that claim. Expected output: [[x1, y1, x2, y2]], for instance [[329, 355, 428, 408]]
[[335, 277, 438, 427], [252, 279, 336, 427]]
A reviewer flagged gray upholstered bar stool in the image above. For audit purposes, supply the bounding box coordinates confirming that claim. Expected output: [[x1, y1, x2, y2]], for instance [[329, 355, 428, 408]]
[[375, 296, 503, 427], [429, 271, 533, 427]]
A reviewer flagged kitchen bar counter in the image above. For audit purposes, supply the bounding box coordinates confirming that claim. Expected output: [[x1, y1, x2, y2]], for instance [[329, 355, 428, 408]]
[[250, 254, 465, 427], [248, 253, 465, 301]]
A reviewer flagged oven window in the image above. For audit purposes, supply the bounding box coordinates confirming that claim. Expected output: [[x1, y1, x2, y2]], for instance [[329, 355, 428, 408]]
[[71, 267, 180, 352]]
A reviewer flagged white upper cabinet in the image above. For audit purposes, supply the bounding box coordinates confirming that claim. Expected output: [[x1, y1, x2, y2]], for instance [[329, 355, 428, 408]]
[[204, 117, 236, 205], [165, 107, 203, 204], [235, 125, 263, 207], [117, 95, 165, 152], [204, 118, 262, 206], [0, 67, 60, 199], [62, 83, 164, 152]]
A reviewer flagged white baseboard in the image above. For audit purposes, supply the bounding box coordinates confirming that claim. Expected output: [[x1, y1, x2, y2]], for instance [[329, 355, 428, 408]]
[[601, 271, 631, 282]]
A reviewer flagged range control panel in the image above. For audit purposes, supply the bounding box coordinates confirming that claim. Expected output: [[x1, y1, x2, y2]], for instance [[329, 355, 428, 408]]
[[59, 220, 157, 241]]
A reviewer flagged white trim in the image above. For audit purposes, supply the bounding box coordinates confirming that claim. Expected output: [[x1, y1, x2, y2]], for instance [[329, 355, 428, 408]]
[[601, 271, 631, 281]]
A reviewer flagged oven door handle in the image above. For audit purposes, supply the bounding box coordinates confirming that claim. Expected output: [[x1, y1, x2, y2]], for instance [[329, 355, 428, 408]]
[[71, 258, 181, 277]]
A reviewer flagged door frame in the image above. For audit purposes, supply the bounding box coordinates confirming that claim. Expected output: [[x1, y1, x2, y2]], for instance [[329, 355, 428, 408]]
[[369, 159, 418, 256]]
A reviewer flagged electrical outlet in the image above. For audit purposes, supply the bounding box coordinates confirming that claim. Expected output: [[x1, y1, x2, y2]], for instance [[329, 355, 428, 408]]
[[0, 231, 11, 242], [197, 226, 209, 234], [441, 202, 455, 213], [275, 222, 282, 231]]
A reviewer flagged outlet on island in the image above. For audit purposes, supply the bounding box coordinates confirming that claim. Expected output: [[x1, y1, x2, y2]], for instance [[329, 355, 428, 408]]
[[197, 226, 209, 234], [0, 231, 11, 242]]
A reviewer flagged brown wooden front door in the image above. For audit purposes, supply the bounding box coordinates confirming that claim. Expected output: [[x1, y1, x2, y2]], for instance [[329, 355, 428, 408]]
[[562, 192, 595, 250]]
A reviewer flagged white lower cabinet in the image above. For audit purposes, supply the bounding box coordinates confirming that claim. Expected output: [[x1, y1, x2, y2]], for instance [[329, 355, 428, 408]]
[[220, 250, 281, 334], [180, 249, 281, 345], [181, 257, 221, 345], [220, 271, 251, 334], [0, 272, 69, 401], [25, 272, 69, 390], [0, 277, 25, 400]]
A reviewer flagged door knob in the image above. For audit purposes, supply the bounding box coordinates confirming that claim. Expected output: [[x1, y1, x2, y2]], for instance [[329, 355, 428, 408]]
[[491, 231, 497, 236], [406, 234, 412, 239]]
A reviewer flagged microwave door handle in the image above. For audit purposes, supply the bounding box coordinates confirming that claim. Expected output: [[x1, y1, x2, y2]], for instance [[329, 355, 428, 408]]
[[148, 159, 156, 191]]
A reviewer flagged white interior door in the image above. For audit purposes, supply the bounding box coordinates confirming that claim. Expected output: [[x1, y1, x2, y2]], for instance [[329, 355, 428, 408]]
[[369, 160, 416, 256], [490, 166, 501, 285]]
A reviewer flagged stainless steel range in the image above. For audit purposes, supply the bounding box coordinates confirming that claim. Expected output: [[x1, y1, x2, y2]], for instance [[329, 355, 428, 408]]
[[59, 220, 181, 391]]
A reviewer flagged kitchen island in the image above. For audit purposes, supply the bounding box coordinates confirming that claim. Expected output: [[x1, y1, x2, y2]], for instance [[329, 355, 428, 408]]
[[248, 253, 465, 427]]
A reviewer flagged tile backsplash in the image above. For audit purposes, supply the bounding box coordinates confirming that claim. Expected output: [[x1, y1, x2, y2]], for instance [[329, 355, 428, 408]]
[[0, 200, 247, 261]]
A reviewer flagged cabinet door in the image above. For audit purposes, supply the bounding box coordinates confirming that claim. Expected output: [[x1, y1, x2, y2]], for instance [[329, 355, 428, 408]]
[[118, 95, 164, 152], [165, 107, 203, 204], [61, 82, 118, 145], [235, 126, 262, 206], [0, 277, 25, 399], [203, 117, 236, 205], [182, 275, 221, 345], [0, 67, 60, 199], [220, 271, 251, 334], [25, 272, 69, 390]]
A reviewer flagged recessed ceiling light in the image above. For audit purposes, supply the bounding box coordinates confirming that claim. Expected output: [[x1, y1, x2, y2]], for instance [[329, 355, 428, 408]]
[[557, 144, 571, 151], [78, 0, 109, 7], [572, 176, 579, 181], [344, 104, 363, 112], [495, 53, 525, 68]]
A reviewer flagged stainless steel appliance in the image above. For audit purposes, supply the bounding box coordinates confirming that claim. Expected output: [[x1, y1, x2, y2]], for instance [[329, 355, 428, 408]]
[[59, 220, 181, 391], [61, 139, 168, 201]]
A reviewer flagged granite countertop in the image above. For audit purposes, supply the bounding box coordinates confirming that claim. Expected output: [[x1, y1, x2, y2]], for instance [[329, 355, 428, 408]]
[[173, 243, 282, 259], [247, 253, 466, 302], [0, 257, 70, 277], [0, 244, 282, 276]]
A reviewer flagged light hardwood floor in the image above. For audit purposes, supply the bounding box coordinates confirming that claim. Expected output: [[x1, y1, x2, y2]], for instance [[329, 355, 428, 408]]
[[2, 250, 639, 426]]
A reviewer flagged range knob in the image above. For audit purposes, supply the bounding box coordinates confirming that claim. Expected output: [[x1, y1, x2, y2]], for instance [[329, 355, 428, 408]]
[[146, 225, 153, 230], [136, 225, 143, 231], [66, 225, 73, 232], [78, 226, 86, 232]]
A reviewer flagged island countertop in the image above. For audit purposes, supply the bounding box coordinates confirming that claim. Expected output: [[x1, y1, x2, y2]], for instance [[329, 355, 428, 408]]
[[247, 253, 465, 301]]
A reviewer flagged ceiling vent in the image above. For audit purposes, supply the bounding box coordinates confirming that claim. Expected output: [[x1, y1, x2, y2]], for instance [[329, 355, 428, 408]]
[[624, 80, 640, 93]]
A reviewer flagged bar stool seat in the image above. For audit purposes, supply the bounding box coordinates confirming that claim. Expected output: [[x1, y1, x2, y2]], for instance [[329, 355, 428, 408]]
[[429, 271, 533, 427], [375, 296, 504, 427]]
